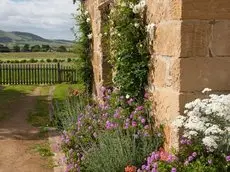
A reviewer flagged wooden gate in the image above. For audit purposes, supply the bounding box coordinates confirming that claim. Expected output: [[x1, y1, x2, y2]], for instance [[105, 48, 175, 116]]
[[0, 63, 77, 85]]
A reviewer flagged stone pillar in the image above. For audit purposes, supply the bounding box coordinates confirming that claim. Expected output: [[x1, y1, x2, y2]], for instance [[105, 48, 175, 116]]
[[147, 0, 230, 149], [84, 0, 113, 98]]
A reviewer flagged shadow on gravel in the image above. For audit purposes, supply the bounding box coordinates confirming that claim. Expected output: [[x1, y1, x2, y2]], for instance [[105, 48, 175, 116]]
[[0, 85, 58, 140]]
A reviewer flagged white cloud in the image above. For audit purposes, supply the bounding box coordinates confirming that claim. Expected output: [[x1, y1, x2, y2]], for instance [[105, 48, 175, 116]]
[[0, 0, 77, 40]]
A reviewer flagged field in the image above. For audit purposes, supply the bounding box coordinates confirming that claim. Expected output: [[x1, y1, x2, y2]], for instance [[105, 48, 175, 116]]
[[0, 52, 76, 60]]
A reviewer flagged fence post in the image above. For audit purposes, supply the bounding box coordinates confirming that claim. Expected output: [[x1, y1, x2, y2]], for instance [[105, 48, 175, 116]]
[[57, 63, 61, 83]]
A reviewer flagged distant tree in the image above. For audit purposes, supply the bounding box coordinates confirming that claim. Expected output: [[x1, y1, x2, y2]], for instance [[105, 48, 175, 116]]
[[0, 45, 10, 52], [22, 44, 30, 52], [13, 45, 20, 52], [41, 44, 50, 52], [31, 45, 41, 52], [57, 46, 67, 52]]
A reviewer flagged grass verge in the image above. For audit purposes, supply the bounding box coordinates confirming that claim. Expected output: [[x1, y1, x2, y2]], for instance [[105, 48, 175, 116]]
[[31, 142, 55, 168], [27, 86, 51, 128], [53, 83, 85, 101]]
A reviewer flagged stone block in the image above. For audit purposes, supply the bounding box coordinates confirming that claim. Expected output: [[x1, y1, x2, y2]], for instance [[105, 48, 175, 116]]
[[152, 88, 180, 150], [151, 56, 180, 90], [152, 88, 180, 123], [182, 0, 230, 20], [154, 21, 182, 57], [180, 57, 230, 92], [210, 20, 230, 56], [181, 21, 211, 57], [147, 0, 182, 23]]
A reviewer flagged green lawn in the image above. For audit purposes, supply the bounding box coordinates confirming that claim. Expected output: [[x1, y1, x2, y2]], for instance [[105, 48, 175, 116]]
[[0, 52, 76, 60], [53, 83, 85, 101]]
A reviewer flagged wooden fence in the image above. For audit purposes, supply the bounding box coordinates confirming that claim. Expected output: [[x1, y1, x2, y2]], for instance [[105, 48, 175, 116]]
[[0, 63, 77, 85]]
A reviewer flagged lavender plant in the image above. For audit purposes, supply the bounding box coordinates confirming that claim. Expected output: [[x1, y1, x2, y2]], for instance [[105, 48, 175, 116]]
[[60, 87, 164, 171]]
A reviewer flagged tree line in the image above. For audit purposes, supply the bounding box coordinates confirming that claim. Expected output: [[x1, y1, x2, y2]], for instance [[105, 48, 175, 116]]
[[0, 44, 68, 53]]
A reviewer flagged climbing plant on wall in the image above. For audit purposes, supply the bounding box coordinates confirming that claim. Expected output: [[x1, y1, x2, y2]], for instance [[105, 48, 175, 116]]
[[109, 0, 149, 100], [74, 3, 93, 93]]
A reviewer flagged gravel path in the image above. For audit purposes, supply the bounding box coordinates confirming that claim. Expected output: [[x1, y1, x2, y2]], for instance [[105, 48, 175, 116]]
[[0, 87, 53, 172]]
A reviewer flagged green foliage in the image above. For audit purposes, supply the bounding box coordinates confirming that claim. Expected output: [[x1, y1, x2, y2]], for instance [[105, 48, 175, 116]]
[[74, 4, 93, 94], [22, 44, 30, 52], [0, 44, 10, 52], [13, 45, 20, 52], [53, 92, 89, 130], [84, 130, 162, 172], [41, 45, 50, 52], [32, 143, 54, 157], [110, 0, 149, 99], [46, 58, 51, 63], [57, 45, 67, 52], [58, 88, 164, 171], [31, 44, 41, 52]]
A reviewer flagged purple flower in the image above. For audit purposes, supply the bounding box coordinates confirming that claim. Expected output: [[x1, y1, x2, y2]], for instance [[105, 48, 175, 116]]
[[102, 113, 108, 118], [127, 98, 134, 105], [144, 125, 149, 130], [151, 168, 158, 172], [180, 139, 186, 145], [184, 160, 189, 166], [153, 162, 158, 168], [226, 155, 230, 162], [107, 89, 112, 94], [144, 93, 148, 99], [186, 139, 192, 145], [141, 118, 146, 124], [100, 86, 106, 93], [66, 163, 74, 172], [113, 111, 120, 118], [171, 168, 177, 172], [136, 106, 144, 111], [154, 153, 159, 160], [208, 159, 212, 164], [141, 165, 146, 170], [145, 165, 150, 170], [167, 155, 175, 163], [192, 152, 197, 157], [188, 156, 194, 162], [130, 113, 134, 119]]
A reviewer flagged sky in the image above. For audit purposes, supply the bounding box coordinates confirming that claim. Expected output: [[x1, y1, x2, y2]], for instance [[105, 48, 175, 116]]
[[0, 0, 77, 40]]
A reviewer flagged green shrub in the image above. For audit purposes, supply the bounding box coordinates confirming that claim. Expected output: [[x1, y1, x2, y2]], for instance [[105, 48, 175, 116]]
[[46, 59, 51, 63], [29, 58, 36, 63], [53, 58, 58, 62], [20, 59, 27, 63], [67, 58, 72, 62]]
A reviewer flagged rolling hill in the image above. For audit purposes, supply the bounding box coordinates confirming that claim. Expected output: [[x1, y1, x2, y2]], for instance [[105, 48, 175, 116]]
[[0, 30, 73, 48]]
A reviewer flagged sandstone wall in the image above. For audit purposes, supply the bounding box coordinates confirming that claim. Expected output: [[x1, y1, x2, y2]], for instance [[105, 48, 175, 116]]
[[147, 0, 230, 149], [85, 0, 230, 149]]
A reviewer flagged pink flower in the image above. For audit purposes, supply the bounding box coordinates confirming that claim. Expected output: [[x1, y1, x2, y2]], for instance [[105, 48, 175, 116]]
[[136, 106, 144, 111], [127, 98, 134, 105], [141, 118, 146, 124], [132, 121, 137, 127]]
